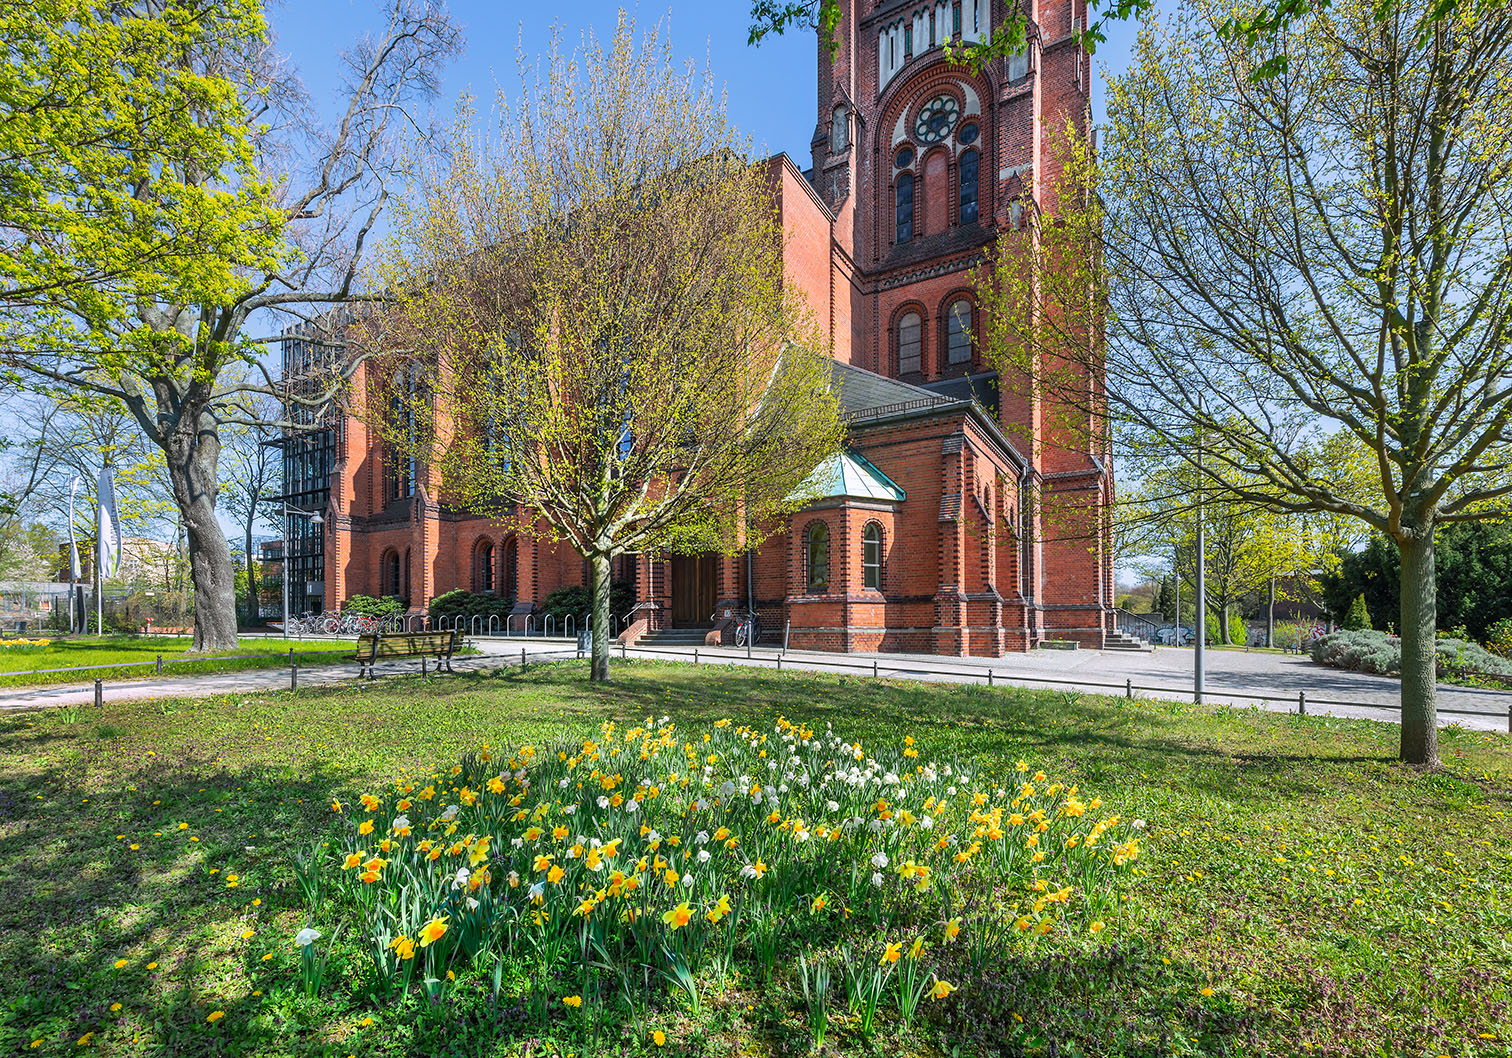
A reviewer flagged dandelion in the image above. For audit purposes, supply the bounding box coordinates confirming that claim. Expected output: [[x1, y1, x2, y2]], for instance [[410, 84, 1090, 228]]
[[110, 1003, 122, 1012], [241, 929, 255, 940], [652, 1030, 666, 1046], [563, 995, 583, 1008], [206, 1011, 224, 1023], [1200, 986, 1215, 997], [113, 959, 127, 969]]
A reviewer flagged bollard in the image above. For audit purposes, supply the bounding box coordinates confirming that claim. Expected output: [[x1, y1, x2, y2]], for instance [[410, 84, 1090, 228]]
[[521, 647, 527, 672], [1126, 678, 1133, 699], [290, 662, 298, 691], [156, 653, 163, 675], [422, 656, 428, 677], [1507, 702, 1511, 734], [94, 678, 102, 710], [1298, 690, 1306, 716], [777, 654, 782, 672], [873, 659, 879, 679], [694, 648, 699, 666], [747, 633, 752, 660], [288, 647, 294, 666], [988, 669, 994, 687], [621, 639, 627, 659]]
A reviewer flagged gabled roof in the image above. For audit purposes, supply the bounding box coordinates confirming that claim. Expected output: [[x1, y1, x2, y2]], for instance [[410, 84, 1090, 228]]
[[827, 359, 1029, 473], [796, 447, 907, 503], [828, 358, 960, 418]]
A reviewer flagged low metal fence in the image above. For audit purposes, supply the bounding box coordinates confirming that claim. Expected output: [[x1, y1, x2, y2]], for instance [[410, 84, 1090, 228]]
[[19, 637, 1511, 734]]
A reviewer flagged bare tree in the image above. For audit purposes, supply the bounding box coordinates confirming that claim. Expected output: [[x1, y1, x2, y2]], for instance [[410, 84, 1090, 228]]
[[979, 0, 1512, 765], [373, 15, 845, 682], [1, 1, 460, 649], [219, 399, 282, 626]]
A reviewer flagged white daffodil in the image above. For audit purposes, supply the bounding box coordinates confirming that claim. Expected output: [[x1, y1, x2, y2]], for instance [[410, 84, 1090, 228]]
[[295, 927, 321, 947]]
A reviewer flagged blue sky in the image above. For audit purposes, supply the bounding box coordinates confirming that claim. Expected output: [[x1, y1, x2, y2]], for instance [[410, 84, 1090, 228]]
[[270, 1, 1140, 165]]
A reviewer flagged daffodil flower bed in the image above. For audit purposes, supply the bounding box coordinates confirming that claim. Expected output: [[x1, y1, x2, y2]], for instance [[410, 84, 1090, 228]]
[[307, 715, 1141, 1024]]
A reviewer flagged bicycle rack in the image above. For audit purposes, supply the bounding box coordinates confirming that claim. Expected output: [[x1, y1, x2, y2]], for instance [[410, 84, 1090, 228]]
[[544, 614, 556, 638], [525, 614, 535, 637], [564, 614, 575, 638], [488, 615, 501, 636]]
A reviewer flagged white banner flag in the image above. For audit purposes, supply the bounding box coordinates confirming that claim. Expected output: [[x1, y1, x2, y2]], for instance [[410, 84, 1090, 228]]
[[67, 476, 82, 581], [96, 466, 122, 580]]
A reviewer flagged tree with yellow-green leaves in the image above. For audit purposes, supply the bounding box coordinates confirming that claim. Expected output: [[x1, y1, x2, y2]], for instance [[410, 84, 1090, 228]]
[[976, 0, 1512, 766], [369, 16, 845, 683], [1, 0, 460, 650]]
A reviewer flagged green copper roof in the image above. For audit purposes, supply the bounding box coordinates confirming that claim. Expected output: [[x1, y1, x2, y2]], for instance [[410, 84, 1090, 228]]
[[796, 448, 906, 504]]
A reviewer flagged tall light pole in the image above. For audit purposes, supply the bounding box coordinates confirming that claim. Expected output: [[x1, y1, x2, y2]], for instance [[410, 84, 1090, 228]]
[[1195, 412, 1206, 705], [281, 502, 324, 639]]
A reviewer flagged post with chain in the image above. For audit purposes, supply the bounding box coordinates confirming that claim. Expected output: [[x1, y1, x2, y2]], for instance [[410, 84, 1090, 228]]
[[1298, 690, 1306, 716], [290, 661, 298, 691], [1126, 678, 1133, 700], [156, 654, 163, 675], [988, 669, 994, 687], [521, 647, 527, 672], [94, 678, 102, 710]]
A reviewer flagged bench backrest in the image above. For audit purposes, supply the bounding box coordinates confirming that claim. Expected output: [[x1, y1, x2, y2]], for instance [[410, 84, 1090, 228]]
[[356, 631, 454, 661], [376, 631, 453, 658]]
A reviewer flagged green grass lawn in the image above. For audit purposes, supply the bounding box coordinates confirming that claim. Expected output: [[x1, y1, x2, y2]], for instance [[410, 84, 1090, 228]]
[[1, 661, 1508, 1057], [0, 635, 354, 687]]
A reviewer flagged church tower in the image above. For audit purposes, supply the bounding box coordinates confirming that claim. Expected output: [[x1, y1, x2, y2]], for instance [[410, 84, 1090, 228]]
[[812, 0, 1113, 647]]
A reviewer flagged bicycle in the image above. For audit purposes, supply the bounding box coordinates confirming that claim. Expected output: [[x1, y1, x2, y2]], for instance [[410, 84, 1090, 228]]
[[715, 608, 761, 649]]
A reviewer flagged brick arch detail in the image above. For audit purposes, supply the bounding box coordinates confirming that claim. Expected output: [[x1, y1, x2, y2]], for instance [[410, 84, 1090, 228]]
[[888, 299, 929, 375], [860, 518, 887, 591]]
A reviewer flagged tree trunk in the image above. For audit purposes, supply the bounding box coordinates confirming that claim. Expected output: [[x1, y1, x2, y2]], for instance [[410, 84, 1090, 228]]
[[1397, 529, 1439, 766], [1219, 602, 1233, 644], [590, 550, 612, 683], [166, 422, 239, 651]]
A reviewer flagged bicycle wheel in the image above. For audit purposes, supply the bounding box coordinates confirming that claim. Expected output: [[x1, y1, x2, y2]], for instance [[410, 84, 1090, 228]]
[[734, 622, 750, 649]]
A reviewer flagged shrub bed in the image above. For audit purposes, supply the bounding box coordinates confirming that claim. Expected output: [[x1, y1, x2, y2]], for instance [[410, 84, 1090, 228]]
[[303, 716, 1141, 1037], [1310, 628, 1512, 681]]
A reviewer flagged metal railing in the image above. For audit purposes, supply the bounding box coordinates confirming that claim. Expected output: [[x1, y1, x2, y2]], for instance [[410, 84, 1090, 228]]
[[1114, 608, 1162, 644]]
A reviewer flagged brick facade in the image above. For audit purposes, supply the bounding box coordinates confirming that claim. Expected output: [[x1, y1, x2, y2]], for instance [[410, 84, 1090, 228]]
[[315, 0, 1113, 654]]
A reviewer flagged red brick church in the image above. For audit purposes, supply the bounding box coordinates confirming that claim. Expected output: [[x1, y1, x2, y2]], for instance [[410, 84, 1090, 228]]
[[293, 0, 1114, 654]]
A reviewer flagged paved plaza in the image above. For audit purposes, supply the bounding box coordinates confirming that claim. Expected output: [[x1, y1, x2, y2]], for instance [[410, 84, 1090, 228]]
[[2, 638, 1507, 733]]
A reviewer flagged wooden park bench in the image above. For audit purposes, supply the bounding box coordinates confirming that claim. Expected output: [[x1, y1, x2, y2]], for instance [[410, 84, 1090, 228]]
[[353, 630, 458, 679]]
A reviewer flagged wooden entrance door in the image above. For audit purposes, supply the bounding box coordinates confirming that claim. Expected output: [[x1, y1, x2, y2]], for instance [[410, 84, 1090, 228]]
[[670, 553, 718, 626]]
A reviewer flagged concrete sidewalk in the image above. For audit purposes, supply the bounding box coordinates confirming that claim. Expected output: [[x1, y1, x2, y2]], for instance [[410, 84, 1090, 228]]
[[3, 637, 1507, 734]]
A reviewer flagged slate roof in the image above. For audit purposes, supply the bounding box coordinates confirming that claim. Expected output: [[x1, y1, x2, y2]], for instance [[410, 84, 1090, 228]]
[[828, 358, 961, 418]]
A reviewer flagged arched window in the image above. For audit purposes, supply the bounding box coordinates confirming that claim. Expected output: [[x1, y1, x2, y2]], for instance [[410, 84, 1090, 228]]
[[862, 523, 883, 590], [476, 541, 495, 593], [831, 104, 848, 153], [959, 149, 979, 224], [895, 173, 914, 243], [897, 311, 922, 375], [382, 550, 401, 597], [501, 537, 518, 601], [947, 300, 973, 364], [806, 523, 830, 593], [402, 547, 411, 600]]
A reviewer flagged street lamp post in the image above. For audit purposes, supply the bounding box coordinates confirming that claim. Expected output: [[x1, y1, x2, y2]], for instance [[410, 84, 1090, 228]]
[[281, 502, 324, 639]]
